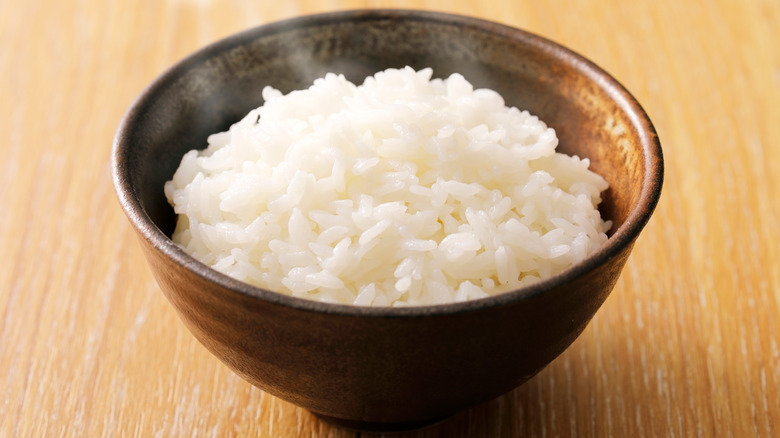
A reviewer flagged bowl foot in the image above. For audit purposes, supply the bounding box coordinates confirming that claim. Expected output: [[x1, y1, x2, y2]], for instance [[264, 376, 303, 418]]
[[313, 412, 449, 433]]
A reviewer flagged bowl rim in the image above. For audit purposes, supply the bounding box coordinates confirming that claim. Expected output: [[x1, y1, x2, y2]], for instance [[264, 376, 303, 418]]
[[112, 8, 663, 318]]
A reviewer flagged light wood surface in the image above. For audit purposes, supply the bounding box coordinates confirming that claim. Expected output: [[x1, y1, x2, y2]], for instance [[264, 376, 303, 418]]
[[2, 0, 778, 436]]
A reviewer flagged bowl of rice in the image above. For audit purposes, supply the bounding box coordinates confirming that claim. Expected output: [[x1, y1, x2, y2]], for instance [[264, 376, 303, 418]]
[[112, 9, 662, 431]]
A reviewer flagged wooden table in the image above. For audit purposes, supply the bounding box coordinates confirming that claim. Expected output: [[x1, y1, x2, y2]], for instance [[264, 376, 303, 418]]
[[2, 1, 778, 436]]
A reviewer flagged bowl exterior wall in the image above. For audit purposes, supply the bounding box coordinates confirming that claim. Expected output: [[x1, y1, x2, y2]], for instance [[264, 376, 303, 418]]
[[137, 231, 634, 423]]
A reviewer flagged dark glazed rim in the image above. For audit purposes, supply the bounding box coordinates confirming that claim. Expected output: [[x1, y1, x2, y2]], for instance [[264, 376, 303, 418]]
[[111, 9, 663, 318]]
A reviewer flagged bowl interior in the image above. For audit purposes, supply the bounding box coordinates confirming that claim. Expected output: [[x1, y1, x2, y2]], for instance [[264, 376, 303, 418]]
[[115, 10, 661, 305]]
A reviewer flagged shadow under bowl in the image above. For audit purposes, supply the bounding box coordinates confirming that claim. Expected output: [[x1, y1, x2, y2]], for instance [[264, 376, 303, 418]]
[[112, 9, 663, 432]]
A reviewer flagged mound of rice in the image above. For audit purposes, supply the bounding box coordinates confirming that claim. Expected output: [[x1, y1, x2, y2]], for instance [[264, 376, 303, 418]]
[[164, 67, 611, 306]]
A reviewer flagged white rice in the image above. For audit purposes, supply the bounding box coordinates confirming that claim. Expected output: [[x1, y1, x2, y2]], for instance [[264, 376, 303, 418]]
[[164, 67, 611, 307]]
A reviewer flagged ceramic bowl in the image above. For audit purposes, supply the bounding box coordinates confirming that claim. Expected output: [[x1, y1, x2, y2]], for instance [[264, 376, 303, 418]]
[[112, 10, 662, 431]]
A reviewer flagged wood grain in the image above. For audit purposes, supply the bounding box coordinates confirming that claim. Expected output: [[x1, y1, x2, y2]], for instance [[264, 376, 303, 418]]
[[1, 0, 777, 436]]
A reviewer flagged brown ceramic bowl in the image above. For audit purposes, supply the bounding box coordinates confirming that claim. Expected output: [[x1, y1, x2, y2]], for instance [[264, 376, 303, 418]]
[[112, 10, 662, 432]]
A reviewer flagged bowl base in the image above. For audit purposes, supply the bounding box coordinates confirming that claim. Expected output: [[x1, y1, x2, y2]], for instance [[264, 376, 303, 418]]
[[314, 412, 449, 433]]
